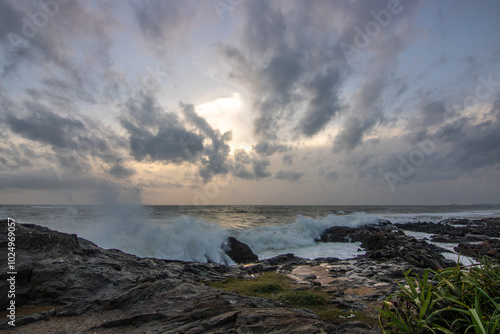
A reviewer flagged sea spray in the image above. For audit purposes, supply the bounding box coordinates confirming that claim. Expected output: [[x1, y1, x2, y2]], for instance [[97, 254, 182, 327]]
[[235, 212, 381, 253], [81, 215, 234, 264]]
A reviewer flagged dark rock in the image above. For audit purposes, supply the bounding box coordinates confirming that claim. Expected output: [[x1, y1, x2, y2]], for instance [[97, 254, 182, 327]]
[[360, 229, 456, 270], [464, 234, 490, 242], [318, 226, 358, 242], [455, 239, 500, 261], [223, 236, 259, 264], [397, 218, 500, 241]]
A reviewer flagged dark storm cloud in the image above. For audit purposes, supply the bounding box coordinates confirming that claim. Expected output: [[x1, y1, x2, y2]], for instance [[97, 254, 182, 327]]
[[417, 100, 448, 128], [1, 86, 131, 184], [275, 169, 303, 182], [182, 103, 232, 181], [222, 0, 421, 150], [333, 73, 387, 151], [352, 97, 500, 191], [221, 0, 340, 141], [253, 141, 289, 156], [334, 116, 371, 152], [435, 100, 500, 172], [253, 159, 271, 178], [231, 164, 254, 180], [109, 163, 136, 179], [121, 96, 204, 164], [298, 68, 343, 136], [128, 126, 204, 163], [5, 103, 85, 149]]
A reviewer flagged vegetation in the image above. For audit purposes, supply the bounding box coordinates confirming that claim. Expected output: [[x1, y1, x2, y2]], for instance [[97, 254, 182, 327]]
[[378, 257, 500, 333], [204, 272, 378, 326]]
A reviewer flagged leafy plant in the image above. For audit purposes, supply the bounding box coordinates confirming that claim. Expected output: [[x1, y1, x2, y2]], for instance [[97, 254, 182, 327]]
[[378, 257, 500, 333]]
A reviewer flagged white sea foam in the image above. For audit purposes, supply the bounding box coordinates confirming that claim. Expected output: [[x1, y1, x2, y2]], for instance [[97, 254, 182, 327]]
[[73, 211, 234, 265], [10, 204, 498, 265], [38, 209, 380, 264], [381, 209, 500, 224], [235, 212, 380, 256]]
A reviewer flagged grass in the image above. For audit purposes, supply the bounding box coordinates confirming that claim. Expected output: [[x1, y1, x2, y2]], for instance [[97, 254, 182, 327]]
[[377, 257, 500, 333], [205, 272, 292, 298], [203, 272, 379, 326]]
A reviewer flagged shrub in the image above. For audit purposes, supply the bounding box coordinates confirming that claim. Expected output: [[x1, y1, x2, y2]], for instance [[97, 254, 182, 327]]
[[378, 257, 500, 333]]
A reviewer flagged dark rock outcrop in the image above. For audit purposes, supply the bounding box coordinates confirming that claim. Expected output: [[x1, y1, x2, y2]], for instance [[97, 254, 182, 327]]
[[0, 220, 337, 332], [360, 229, 456, 270], [318, 223, 456, 271], [396, 218, 500, 243], [455, 239, 500, 261], [223, 236, 259, 264]]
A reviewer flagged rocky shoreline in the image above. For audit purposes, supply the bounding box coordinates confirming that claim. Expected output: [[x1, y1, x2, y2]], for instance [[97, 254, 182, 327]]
[[1, 218, 499, 333]]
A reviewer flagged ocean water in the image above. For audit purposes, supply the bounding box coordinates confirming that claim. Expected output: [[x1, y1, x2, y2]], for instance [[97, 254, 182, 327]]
[[2, 205, 499, 265]]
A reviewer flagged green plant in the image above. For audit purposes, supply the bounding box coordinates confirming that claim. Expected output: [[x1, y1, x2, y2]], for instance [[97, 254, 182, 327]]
[[278, 291, 327, 308], [378, 257, 500, 333]]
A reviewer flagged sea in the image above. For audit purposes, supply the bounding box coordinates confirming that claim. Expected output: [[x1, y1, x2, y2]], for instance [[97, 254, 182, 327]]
[[2, 204, 500, 265]]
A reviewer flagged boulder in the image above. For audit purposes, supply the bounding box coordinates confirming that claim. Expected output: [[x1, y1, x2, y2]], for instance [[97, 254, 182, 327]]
[[223, 236, 259, 264]]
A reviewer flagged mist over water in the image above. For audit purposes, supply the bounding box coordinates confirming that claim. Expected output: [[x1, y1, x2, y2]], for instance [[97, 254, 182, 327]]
[[2, 204, 500, 264]]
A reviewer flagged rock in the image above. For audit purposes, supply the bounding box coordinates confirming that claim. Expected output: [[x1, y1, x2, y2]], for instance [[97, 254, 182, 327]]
[[464, 234, 490, 242], [318, 226, 358, 242], [360, 229, 455, 270], [397, 219, 500, 241], [455, 239, 500, 261], [223, 236, 259, 264]]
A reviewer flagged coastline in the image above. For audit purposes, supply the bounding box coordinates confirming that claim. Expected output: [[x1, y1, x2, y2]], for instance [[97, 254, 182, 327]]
[[1, 217, 499, 333]]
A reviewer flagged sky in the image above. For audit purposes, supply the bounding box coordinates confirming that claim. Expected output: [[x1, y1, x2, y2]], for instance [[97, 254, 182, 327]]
[[0, 0, 500, 205]]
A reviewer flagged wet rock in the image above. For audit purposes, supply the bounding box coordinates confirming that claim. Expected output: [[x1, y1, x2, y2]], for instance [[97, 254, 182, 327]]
[[318, 226, 356, 242], [223, 236, 259, 264], [397, 218, 500, 240], [360, 230, 455, 270], [455, 239, 500, 261]]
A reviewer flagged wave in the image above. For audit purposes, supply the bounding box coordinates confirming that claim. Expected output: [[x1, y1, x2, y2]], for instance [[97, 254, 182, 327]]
[[235, 212, 380, 253], [76, 213, 234, 265], [380, 209, 500, 224], [29, 205, 69, 209], [51, 210, 381, 265]]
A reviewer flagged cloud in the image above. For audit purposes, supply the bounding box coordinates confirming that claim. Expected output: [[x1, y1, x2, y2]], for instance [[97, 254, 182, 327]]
[[253, 159, 271, 178], [109, 163, 136, 179], [333, 116, 367, 152], [322, 169, 339, 181], [282, 154, 294, 166], [181, 103, 233, 181], [5, 103, 85, 149], [131, 0, 210, 55], [275, 169, 303, 182], [253, 141, 289, 156], [123, 121, 204, 164], [298, 68, 343, 136]]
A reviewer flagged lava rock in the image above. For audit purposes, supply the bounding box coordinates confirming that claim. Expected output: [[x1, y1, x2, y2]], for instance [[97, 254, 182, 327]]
[[223, 236, 259, 264]]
